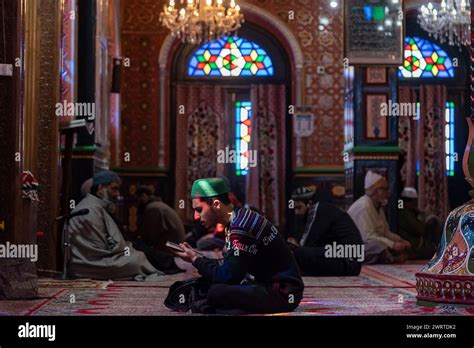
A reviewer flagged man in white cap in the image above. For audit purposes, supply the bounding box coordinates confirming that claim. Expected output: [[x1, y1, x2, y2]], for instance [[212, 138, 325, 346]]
[[398, 187, 441, 259], [348, 171, 411, 263]]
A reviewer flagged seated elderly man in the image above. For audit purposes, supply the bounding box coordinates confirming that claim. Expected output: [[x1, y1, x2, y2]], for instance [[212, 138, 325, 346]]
[[348, 171, 411, 264], [67, 170, 163, 280]]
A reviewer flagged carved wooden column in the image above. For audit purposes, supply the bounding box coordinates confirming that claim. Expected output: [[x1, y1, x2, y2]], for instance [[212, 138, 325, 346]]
[[108, 0, 122, 168], [0, 0, 22, 245], [0, 0, 61, 269], [344, 67, 400, 231], [35, 0, 61, 269]]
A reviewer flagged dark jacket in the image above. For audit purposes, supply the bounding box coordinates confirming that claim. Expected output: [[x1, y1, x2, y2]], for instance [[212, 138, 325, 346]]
[[398, 207, 425, 250], [192, 208, 304, 299], [293, 202, 364, 276], [139, 197, 185, 253]]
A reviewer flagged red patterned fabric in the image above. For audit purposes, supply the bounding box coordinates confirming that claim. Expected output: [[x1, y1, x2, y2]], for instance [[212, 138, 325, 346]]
[[175, 85, 226, 222], [247, 85, 286, 227], [419, 85, 449, 219], [398, 86, 449, 220], [398, 87, 418, 188]]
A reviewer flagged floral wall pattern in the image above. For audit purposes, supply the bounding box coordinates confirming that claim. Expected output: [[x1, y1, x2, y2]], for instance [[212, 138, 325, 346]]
[[120, 0, 345, 169]]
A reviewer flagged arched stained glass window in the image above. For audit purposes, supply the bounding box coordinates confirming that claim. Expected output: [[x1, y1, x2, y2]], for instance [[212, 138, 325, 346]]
[[398, 36, 455, 78], [188, 36, 274, 77]]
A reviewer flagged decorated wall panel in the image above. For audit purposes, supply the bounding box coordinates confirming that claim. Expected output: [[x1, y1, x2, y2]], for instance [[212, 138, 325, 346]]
[[120, 0, 345, 169]]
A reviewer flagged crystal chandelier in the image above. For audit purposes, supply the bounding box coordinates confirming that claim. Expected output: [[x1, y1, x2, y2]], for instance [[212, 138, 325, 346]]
[[418, 0, 471, 48], [159, 0, 244, 45]]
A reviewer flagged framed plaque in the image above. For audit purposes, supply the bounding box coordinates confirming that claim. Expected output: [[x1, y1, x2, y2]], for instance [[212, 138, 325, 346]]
[[294, 106, 314, 137], [344, 0, 404, 65], [366, 67, 388, 84]]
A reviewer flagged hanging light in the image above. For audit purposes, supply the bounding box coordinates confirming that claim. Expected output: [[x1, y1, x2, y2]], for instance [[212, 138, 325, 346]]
[[160, 0, 244, 45], [418, 0, 470, 48]]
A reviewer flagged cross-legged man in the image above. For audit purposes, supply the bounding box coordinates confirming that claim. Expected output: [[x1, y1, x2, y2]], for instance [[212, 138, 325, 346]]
[[173, 178, 304, 314]]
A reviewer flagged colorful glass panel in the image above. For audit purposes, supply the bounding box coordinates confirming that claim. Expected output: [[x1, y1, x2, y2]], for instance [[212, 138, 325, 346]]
[[416, 101, 455, 177], [445, 101, 455, 177], [235, 101, 252, 176], [188, 36, 274, 77], [398, 36, 454, 78]]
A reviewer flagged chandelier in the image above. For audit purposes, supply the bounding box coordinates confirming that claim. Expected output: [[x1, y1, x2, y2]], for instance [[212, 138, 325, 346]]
[[159, 0, 244, 45], [418, 0, 471, 48]]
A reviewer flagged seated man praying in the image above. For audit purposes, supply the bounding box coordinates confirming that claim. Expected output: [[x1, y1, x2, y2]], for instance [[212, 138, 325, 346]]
[[136, 185, 185, 254], [348, 171, 411, 264], [288, 186, 364, 276], [173, 178, 304, 314], [398, 187, 442, 260], [67, 170, 164, 280]]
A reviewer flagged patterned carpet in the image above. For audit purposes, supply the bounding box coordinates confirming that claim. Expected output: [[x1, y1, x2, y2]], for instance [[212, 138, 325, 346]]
[[1, 261, 474, 316]]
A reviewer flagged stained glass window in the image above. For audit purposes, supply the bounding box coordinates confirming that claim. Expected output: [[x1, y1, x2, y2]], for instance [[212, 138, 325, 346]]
[[235, 101, 252, 176], [188, 36, 274, 77], [445, 101, 455, 177], [399, 36, 454, 78], [416, 101, 455, 177]]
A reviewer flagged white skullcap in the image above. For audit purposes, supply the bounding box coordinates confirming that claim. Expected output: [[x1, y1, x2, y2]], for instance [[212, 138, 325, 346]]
[[364, 171, 384, 189], [401, 187, 418, 199]]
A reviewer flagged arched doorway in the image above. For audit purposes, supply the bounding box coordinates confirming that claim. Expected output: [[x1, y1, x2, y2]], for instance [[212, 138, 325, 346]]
[[169, 23, 293, 229]]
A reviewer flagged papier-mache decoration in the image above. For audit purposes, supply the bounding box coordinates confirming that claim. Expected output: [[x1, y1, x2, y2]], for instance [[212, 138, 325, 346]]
[[22, 171, 40, 202], [415, 203, 474, 304], [416, 118, 474, 304]]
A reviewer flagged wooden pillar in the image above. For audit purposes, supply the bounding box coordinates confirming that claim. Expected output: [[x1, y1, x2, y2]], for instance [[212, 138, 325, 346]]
[[344, 67, 400, 231], [0, 0, 23, 245], [33, 0, 62, 269], [0, 0, 61, 269]]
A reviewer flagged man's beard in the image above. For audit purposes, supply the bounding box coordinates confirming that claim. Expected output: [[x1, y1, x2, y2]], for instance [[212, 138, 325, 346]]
[[102, 190, 117, 216], [294, 214, 308, 239]]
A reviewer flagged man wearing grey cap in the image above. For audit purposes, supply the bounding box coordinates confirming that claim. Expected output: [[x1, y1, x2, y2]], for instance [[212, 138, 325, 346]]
[[66, 170, 163, 280]]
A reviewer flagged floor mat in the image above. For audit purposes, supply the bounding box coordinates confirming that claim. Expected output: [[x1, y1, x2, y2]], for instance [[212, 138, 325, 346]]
[[38, 278, 113, 289], [2, 262, 474, 316]]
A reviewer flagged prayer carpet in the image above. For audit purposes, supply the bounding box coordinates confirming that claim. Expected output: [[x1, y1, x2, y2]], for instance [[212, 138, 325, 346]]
[[1, 262, 473, 316]]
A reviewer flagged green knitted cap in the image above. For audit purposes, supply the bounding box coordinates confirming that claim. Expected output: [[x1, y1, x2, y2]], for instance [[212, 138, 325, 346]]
[[191, 178, 230, 198]]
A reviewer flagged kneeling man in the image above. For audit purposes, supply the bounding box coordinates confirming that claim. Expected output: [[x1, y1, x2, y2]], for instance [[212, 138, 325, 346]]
[[174, 178, 304, 314], [288, 187, 364, 276]]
